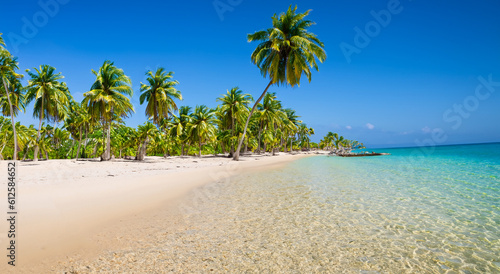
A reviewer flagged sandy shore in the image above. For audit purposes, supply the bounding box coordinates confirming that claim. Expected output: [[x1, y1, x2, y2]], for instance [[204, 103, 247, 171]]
[[0, 151, 326, 273]]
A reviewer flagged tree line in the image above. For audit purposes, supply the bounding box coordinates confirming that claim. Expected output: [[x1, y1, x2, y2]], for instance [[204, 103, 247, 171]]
[[0, 6, 365, 161]]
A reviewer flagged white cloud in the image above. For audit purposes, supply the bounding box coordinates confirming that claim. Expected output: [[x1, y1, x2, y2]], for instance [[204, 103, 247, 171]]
[[346, 125, 352, 130], [366, 123, 375, 130], [421, 126, 432, 133]]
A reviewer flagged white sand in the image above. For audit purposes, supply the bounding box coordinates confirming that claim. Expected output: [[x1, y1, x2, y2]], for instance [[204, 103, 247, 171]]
[[0, 152, 326, 273]]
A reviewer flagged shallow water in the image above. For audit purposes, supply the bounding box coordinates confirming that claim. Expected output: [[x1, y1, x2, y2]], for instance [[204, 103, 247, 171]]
[[63, 143, 500, 273], [176, 143, 500, 272]]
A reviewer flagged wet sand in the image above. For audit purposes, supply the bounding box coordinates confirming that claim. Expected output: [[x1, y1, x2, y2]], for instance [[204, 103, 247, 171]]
[[0, 152, 325, 273]]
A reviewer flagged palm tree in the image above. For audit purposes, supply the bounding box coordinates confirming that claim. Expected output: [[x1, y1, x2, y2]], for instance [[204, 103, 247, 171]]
[[216, 87, 252, 156], [25, 65, 72, 161], [307, 127, 315, 150], [169, 106, 192, 156], [139, 67, 182, 126], [255, 92, 285, 153], [283, 108, 301, 152], [136, 122, 158, 160], [233, 5, 326, 160], [187, 105, 217, 157], [52, 127, 70, 158], [0, 33, 5, 51], [82, 60, 133, 161], [0, 51, 24, 160]]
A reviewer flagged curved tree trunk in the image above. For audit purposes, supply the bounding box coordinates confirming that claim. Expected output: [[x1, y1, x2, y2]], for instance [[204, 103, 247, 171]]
[[233, 80, 273, 161], [137, 136, 149, 161]]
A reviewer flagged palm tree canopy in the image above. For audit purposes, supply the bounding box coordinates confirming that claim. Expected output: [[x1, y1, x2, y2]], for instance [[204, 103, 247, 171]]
[[0, 33, 5, 50], [139, 67, 182, 125], [247, 5, 326, 87], [187, 105, 217, 144], [216, 87, 252, 130], [256, 92, 285, 128], [82, 60, 133, 122], [169, 105, 192, 139], [0, 51, 25, 116], [25, 65, 72, 123]]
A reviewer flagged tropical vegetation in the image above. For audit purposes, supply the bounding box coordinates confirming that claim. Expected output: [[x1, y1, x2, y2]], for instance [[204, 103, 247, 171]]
[[0, 7, 367, 161]]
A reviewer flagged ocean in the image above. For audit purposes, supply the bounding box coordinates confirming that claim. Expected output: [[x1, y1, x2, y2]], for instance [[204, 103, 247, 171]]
[[177, 143, 500, 272]]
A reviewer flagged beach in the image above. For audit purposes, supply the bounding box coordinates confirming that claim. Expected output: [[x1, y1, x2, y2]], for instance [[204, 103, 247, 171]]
[[0, 152, 325, 273], [1, 145, 499, 273]]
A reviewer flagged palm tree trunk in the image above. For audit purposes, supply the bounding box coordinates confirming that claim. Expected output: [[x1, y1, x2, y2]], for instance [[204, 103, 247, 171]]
[[137, 136, 149, 161], [67, 139, 75, 158], [75, 125, 83, 160], [0, 143, 6, 159], [181, 143, 185, 156], [230, 116, 235, 156], [93, 142, 99, 158], [104, 121, 111, 160], [198, 139, 202, 158], [83, 125, 88, 158], [33, 98, 44, 162], [257, 122, 262, 154], [2, 81, 17, 160], [233, 80, 273, 161]]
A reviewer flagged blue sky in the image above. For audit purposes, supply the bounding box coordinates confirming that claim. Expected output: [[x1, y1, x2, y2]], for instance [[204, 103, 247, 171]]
[[1, 0, 499, 148]]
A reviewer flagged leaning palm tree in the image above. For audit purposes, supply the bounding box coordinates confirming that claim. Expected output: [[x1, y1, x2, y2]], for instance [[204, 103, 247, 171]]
[[0, 51, 24, 160], [216, 87, 252, 156], [187, 105, 217, 157], [25, 65, 72, 161], [139, 67, 182, 126], [82, 60, 133, 161], [233, 5, 326, 160]]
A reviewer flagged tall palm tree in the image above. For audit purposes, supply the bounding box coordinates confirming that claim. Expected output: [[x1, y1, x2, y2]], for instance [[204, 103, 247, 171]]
[[0, 51, 24, 160], [82, 60, 133, 161], [139, 67, 182, 126], [216, 87, 252, 156], [187, 105, 217, 157], [233, 5, 326, 160], [25, 65, 72, 161]]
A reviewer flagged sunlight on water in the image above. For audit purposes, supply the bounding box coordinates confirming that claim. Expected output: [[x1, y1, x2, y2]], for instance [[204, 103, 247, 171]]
[[177, 143, 500, 272]]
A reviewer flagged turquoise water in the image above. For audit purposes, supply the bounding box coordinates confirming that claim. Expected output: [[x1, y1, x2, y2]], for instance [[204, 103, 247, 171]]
[[161, 143, 499, 272], [282, 143, 500, 272]]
